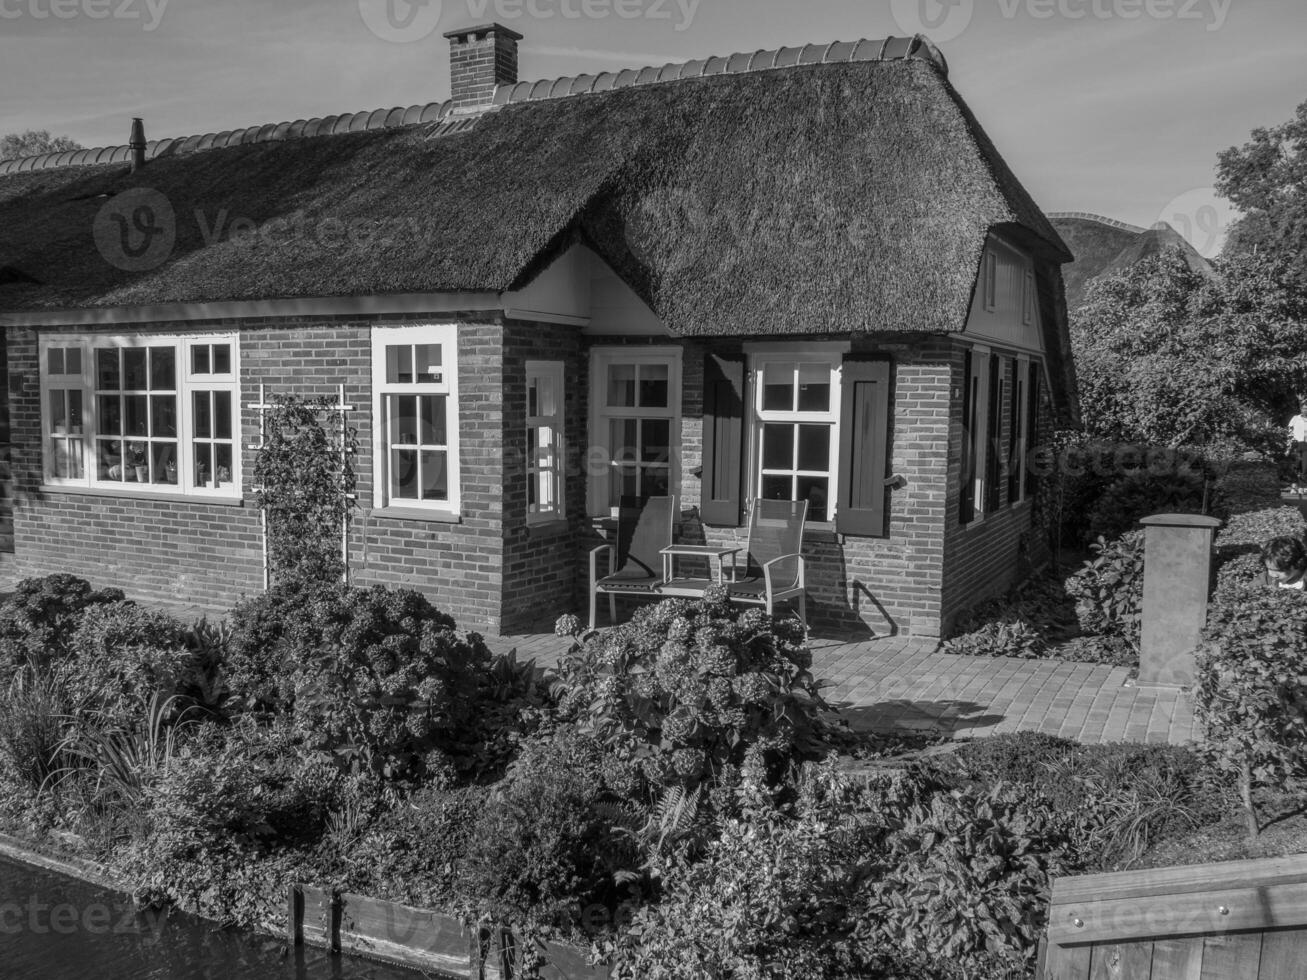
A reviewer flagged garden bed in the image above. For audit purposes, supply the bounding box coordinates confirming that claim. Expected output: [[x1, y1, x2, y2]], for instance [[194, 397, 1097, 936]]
[[2, 571, 1305, 980]]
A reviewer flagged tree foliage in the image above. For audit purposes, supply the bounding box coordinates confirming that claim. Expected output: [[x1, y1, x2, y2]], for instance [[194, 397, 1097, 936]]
[[0, 129, 82, 161], [1216, 97, 1307, 291], [1071, 248, 1307, 451]]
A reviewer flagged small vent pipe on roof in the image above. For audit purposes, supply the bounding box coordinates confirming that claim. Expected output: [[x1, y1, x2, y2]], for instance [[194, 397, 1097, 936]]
[[129, 117, 146, 172]]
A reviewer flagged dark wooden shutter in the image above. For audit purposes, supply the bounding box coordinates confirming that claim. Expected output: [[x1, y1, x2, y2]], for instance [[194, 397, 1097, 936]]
[[700, 352, 745, 526], [836, 358, 891, 537], [960, 349, 976, 524], [1007, 356, 1021, 504]]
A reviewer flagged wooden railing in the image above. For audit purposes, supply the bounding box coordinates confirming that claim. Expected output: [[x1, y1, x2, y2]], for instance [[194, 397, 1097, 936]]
[[1039, 853, 1307, 979]]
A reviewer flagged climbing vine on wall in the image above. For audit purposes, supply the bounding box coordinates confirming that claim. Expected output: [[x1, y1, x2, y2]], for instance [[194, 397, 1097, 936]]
[[253, 393, 358, 586]]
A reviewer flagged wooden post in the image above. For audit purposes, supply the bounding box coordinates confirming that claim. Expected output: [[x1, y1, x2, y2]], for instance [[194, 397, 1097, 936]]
[[287, 883, 303, 947]]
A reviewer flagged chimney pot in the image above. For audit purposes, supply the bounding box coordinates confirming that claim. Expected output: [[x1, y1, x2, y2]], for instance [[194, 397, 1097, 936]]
[[129, 117, 146, 172], [443, 23, 522, 113]]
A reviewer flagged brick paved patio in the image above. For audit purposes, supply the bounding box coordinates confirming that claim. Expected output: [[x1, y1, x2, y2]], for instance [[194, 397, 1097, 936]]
[[486, 631, 1199, 746]]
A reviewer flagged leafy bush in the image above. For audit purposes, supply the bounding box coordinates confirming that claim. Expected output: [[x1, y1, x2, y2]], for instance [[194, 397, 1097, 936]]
[[945, 734, 1228, 869], [146, 721, 345, 851], [281, 584, 485, 785], [63, 604, 194, 717], [1197, 583, 1307, 837], [554, 591, 831, 793], [460, 729, 640, 933], [1216, 505, 1307, 550], [0, 667, 75, 793], [223, 578, 328, 715], [1085, 469, 1215, 542], [1213, 460, 1284, 515], [1064, 531, 1145, 645], [1214, 552, 1270, 600], [0, 574, 125, 677], [943, 618, 1048, 659], [608, 764, 1059, 980], [349, 782, 489, 910], [854, 784, 1066, 974]]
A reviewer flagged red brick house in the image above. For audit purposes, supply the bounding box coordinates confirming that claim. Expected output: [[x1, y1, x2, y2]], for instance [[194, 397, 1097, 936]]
[[0, 27, 1078, 639]]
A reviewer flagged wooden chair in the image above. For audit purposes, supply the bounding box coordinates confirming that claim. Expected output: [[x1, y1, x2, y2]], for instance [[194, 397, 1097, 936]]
[[588, 495, 676, 630], [724, 498, 808, 625]]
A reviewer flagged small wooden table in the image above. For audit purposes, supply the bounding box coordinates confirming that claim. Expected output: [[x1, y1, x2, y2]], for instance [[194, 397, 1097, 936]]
[[659, 544, 741, 597]]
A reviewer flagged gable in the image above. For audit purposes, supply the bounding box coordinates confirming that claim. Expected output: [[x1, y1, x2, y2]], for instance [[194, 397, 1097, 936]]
[[964, 234, 1044, 353]]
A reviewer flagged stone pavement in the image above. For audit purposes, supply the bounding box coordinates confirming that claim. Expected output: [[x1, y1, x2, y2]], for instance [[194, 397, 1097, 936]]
[[485, 631, 1199, 746]]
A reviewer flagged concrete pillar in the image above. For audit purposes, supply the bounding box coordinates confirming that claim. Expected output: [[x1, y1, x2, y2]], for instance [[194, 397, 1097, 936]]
[[1137, 513, 1223, 688]]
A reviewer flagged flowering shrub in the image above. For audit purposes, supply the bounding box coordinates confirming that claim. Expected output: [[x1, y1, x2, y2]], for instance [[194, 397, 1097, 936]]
[[282, 584, 487, 785], [63, 603, 194, 718], [554, 589, 831, 792], [0, 574, 125, 678], [1064, 532, 1145, 645], [223, 578, 333, 715], [1196, 583, 1307, 838]]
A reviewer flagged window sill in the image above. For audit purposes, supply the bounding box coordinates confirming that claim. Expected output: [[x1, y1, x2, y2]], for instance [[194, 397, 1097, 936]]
[[527, 518, 570, 538], [367, 506, 462, 525], [39, 484, 245, 507]]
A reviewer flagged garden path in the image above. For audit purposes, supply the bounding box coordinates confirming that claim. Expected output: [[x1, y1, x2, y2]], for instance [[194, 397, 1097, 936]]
[[487, 631, 1199, 746]]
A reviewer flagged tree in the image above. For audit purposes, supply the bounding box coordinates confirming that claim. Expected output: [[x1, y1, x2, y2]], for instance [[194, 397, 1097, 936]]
[[0, 129, 83, 162], [1072, 247, 1307, 452], [1216, 98, 1307, 290]]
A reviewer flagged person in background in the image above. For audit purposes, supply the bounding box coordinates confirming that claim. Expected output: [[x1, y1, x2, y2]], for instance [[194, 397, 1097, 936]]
[[1260, 536, 1307, 591], [1288, 399, 1307, 492]]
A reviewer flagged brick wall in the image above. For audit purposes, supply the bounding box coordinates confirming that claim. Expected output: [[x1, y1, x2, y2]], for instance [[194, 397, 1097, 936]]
[[5, 317, 515, 631], [663, 336, 955, 639], [940, 344, 1052, 635], [498, 319, 586, 632]]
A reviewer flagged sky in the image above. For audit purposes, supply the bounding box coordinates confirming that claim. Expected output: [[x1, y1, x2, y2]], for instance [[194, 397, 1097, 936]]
[[1, 0, 1305, 257]]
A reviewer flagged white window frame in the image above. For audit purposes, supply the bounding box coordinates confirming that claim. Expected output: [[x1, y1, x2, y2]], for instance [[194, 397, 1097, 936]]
[[587, 346, 682, 518], [38, 333, 241, 499], [370, 324, 461, 518], [963, 344, 991, 525], [1022, 270, 1036, 326], [526, 359, 566, 525], [744, 343, 846, 527], [982, 250, 999, 312]]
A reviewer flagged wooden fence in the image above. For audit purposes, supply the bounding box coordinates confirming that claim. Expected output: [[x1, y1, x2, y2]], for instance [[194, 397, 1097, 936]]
[[289, 884, 610, 979], [1039, 853, 1307, 979]]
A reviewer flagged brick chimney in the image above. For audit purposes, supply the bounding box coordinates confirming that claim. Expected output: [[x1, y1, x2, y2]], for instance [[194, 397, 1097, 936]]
[[443, 23, 523, 114]]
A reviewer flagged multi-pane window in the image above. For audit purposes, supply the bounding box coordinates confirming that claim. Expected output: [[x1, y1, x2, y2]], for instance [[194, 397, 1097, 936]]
[[38, 335, 239, 496], [94, 345, 178, 487], [526, 361, 565, 524], [960, 347, 988, 525], [46, 346, 85, 480], [371, 325, 459, 515], [751, 355, 841, 523], [189, 343, 236, 491], [589, 348, 680, 515]]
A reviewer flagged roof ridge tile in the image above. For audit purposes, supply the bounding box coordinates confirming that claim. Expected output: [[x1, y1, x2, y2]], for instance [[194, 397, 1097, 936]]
[[0, 34, 944, 179]]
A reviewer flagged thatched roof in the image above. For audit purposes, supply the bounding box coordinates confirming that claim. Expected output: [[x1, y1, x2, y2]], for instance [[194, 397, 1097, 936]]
[[1050, 213, 1213, 311], [0, 41, 1074, 411]]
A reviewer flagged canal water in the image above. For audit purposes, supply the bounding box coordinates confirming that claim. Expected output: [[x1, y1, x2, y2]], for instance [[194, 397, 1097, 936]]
[[0, 855, 421, 979]]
